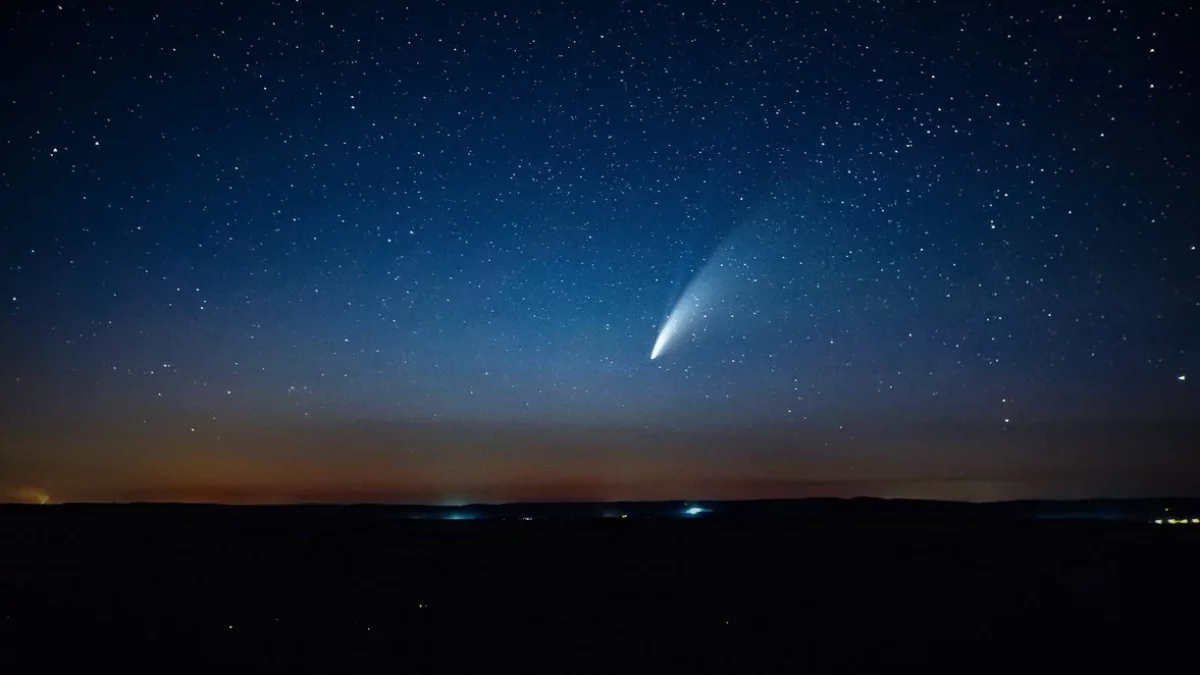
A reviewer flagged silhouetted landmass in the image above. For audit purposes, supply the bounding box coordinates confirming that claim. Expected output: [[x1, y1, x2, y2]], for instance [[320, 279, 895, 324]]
[[5, 495, 1194, 520], [2, 499, 1198, 671]]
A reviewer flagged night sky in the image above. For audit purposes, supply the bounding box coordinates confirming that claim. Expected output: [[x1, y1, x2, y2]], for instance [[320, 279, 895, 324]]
[[2, 0, 1197, 505]]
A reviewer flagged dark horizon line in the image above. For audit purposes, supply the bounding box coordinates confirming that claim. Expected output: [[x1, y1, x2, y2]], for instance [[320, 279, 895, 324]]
[[4, 494, 1195, 509]]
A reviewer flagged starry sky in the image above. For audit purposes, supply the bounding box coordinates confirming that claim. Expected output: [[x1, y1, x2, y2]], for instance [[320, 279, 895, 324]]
[[2, 0, 1197, 505]]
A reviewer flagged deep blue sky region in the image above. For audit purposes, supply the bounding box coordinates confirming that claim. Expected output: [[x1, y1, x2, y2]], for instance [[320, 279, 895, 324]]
[[2, 0, 1197, 504]]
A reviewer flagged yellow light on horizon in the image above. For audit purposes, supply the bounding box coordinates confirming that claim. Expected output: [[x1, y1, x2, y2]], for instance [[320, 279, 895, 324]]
[[9, 487, 50, 505]]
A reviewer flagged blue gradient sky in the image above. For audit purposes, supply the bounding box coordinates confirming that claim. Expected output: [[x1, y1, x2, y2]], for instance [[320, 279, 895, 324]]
[[2, 0, 1197, 503]]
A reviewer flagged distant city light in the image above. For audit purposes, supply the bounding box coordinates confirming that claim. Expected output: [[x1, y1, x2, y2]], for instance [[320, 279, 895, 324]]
[[12, 487, 50, 505]]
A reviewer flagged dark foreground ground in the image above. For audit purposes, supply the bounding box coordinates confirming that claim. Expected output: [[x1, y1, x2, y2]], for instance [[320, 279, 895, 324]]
[[2, 503, 1199, 672]]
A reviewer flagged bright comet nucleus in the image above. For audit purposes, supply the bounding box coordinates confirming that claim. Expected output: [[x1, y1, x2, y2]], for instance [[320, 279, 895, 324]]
[[650, 289, 704, 360], [651, 231, 751, 360], [650, 314, 679, 360]]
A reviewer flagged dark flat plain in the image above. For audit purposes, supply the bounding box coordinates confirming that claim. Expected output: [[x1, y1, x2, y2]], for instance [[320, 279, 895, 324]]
[[2, 504, 1198, 672]]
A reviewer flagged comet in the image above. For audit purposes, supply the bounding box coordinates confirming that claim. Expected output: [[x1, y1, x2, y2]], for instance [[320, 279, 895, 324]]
[[650, 258, 719, 360], [650, 225, 767, 360], [649, 316, 676, 360], [650, 306, 684, 360]]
